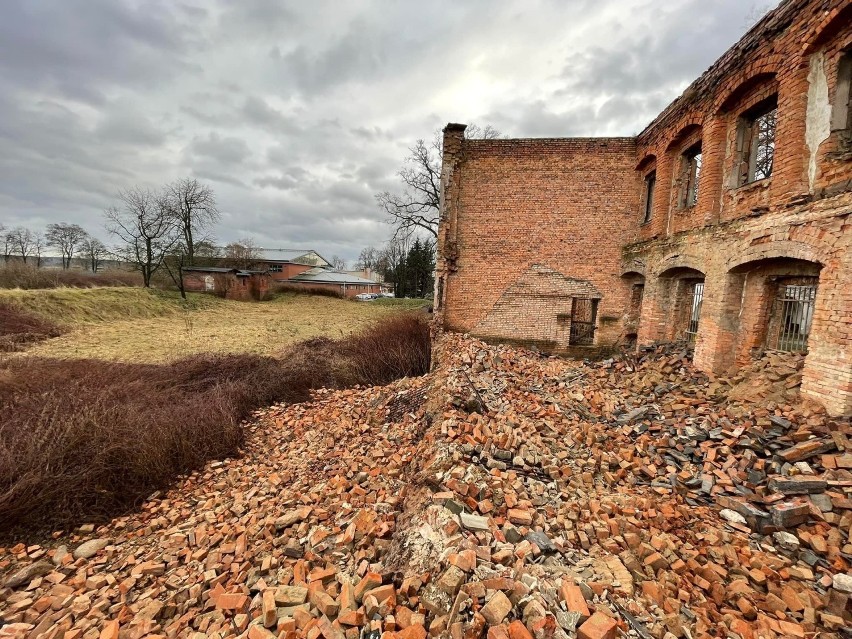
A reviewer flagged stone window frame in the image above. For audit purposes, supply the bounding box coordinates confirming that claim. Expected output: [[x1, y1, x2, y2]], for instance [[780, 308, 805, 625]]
[[678, 141, 703, 209], [734, 95, 779, 187]]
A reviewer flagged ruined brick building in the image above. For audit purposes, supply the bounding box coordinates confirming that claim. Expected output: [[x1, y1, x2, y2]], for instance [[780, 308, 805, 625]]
[[435, 0, 852, 415]]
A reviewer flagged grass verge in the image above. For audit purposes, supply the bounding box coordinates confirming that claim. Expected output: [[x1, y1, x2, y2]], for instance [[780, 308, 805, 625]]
[[0, 288, 427, 362], [0, 313, 431, 534]]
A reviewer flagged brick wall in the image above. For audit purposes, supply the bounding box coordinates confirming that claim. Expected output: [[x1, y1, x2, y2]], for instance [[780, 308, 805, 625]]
[[437, 0, 851, 415], [435, 135, 638, 351]]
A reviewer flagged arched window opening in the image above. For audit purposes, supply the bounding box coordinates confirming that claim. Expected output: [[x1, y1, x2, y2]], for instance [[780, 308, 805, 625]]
[[832, 48, 852, 147], [679, 142, 703, 208], [736, 96, 778, 185], [642, 171, 656, 223]]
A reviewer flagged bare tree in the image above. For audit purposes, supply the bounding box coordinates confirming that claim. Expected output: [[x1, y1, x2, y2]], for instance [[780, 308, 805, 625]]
[[376, 236, 410, 283], [223, 238, 262, 270], [331, 255, 346, 270], [105, 187, 180, 287], [46, 223, 88, 269], [163, 178, 220, 266], [162, 249, 189, 299], [355, 246, 379, 271], [33, 233, 46, 268], [81, 236, 107, 272], [6, 227, 35, 264], [376, 124, 502, 239], [192, 240, 223, 266]]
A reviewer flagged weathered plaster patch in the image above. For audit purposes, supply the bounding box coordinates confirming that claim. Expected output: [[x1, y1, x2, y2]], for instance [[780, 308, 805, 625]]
[[806, 52, 832, 192]]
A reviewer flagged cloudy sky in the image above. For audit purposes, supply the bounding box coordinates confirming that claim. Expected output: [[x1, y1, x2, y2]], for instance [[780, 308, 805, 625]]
[[0, 0, 776, 264]]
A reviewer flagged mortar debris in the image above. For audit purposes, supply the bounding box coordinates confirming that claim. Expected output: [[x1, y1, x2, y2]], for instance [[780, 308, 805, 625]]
[[2, 333, 850, 639]]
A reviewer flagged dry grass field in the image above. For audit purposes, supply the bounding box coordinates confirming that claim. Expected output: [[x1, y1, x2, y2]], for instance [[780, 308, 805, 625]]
[[0, 287, 427, 362]]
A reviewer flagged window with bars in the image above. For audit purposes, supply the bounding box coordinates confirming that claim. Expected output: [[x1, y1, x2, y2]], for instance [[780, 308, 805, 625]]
[[683, 281, 704, 345], [568, 297, 598, 346], [767, 278, 818, 352], [680, 143, 702, 208], [268, 264, 283, 273]]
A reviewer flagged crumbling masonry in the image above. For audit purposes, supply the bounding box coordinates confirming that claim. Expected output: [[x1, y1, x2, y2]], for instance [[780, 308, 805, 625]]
[[435, 0, 852, 416]]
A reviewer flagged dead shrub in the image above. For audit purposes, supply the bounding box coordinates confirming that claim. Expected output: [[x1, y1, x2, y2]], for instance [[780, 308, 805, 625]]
[[341, 313, 432, 385], [0, 302, 64, 352], [0, 313, 431, 533]]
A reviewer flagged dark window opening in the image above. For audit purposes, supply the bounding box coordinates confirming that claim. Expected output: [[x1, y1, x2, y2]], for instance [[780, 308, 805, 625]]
[[642, 171, 656, 223], [832, 50, 852, 144], [631, 283, 644, 308], [683, 281, 704, 345], [680, 143, 702, 208], [436, 276, 445, 310], [767, 277, 818, 352], [268, 264, 283, 273], [569, 297, 598, 346], [738, 97, 777, 185]]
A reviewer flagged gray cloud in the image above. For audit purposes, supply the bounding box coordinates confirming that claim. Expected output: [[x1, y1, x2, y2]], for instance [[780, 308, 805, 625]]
[[0, 0, 775, 263]]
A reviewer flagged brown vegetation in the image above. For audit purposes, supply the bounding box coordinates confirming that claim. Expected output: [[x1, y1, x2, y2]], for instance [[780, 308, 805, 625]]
[[0, 313, 430, 533], [0, 263, 142, 289], [0, 302, 64, 352]]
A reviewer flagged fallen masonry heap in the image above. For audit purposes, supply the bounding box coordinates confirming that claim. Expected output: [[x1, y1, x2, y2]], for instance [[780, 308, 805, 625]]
[[1, 333, 850, 639]]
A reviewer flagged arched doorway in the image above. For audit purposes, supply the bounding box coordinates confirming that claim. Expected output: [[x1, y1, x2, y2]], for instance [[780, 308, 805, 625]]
[[721, 257, 822, 369], [657, 266, 706, 345], [620, 271, 646, 345]]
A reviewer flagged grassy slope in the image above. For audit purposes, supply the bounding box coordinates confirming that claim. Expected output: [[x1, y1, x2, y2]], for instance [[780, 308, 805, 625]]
[[0, 288, 428, 363]]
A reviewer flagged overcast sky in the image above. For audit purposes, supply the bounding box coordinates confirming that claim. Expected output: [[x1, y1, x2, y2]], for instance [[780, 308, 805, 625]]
[[0, 0, 776, 264]]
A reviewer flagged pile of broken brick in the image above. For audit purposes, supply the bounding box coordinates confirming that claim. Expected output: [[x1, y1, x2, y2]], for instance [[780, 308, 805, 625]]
[[1, 333, 850, 639]]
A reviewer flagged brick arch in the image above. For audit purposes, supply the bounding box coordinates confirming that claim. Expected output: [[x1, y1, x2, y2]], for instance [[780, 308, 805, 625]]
[[654, 253, 706, 277], [802, 4, 852, 55], [714, 68, 779, 113], [664, 123, 703, 153], [725, 241, 827, 272], [635, 153, 656, 172], [621, 258, 646, 277]]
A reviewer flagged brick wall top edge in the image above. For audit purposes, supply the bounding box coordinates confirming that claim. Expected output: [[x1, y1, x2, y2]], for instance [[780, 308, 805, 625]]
[[637, 0, 817, 143], [463, 138, 637, 155], [465, 137, 636, 145]]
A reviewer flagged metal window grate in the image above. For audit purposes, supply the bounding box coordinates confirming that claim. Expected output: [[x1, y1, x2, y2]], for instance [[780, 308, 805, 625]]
[[569, 297, 598, 346], [770, 280, 817, 352], [683, 281, 704, 344]]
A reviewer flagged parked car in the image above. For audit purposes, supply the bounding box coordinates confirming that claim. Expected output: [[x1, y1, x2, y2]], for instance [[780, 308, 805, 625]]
[[379, 292, 395, 298], [354, 293, 377, 301]]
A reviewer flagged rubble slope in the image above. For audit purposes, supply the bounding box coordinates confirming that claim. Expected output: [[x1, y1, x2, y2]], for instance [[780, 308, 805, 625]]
[[2, 333, 850, 639]]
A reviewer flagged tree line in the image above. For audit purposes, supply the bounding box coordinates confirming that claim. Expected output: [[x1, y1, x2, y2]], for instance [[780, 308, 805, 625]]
[[1, 178, 259, 298], [1, 223, 108, 272], [351, 237, 435, 299]]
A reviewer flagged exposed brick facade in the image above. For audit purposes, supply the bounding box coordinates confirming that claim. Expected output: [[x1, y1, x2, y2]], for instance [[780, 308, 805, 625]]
[[436, 0, 851, 415], [436, 136, 638, 354], [182, 269, 270, 301]]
